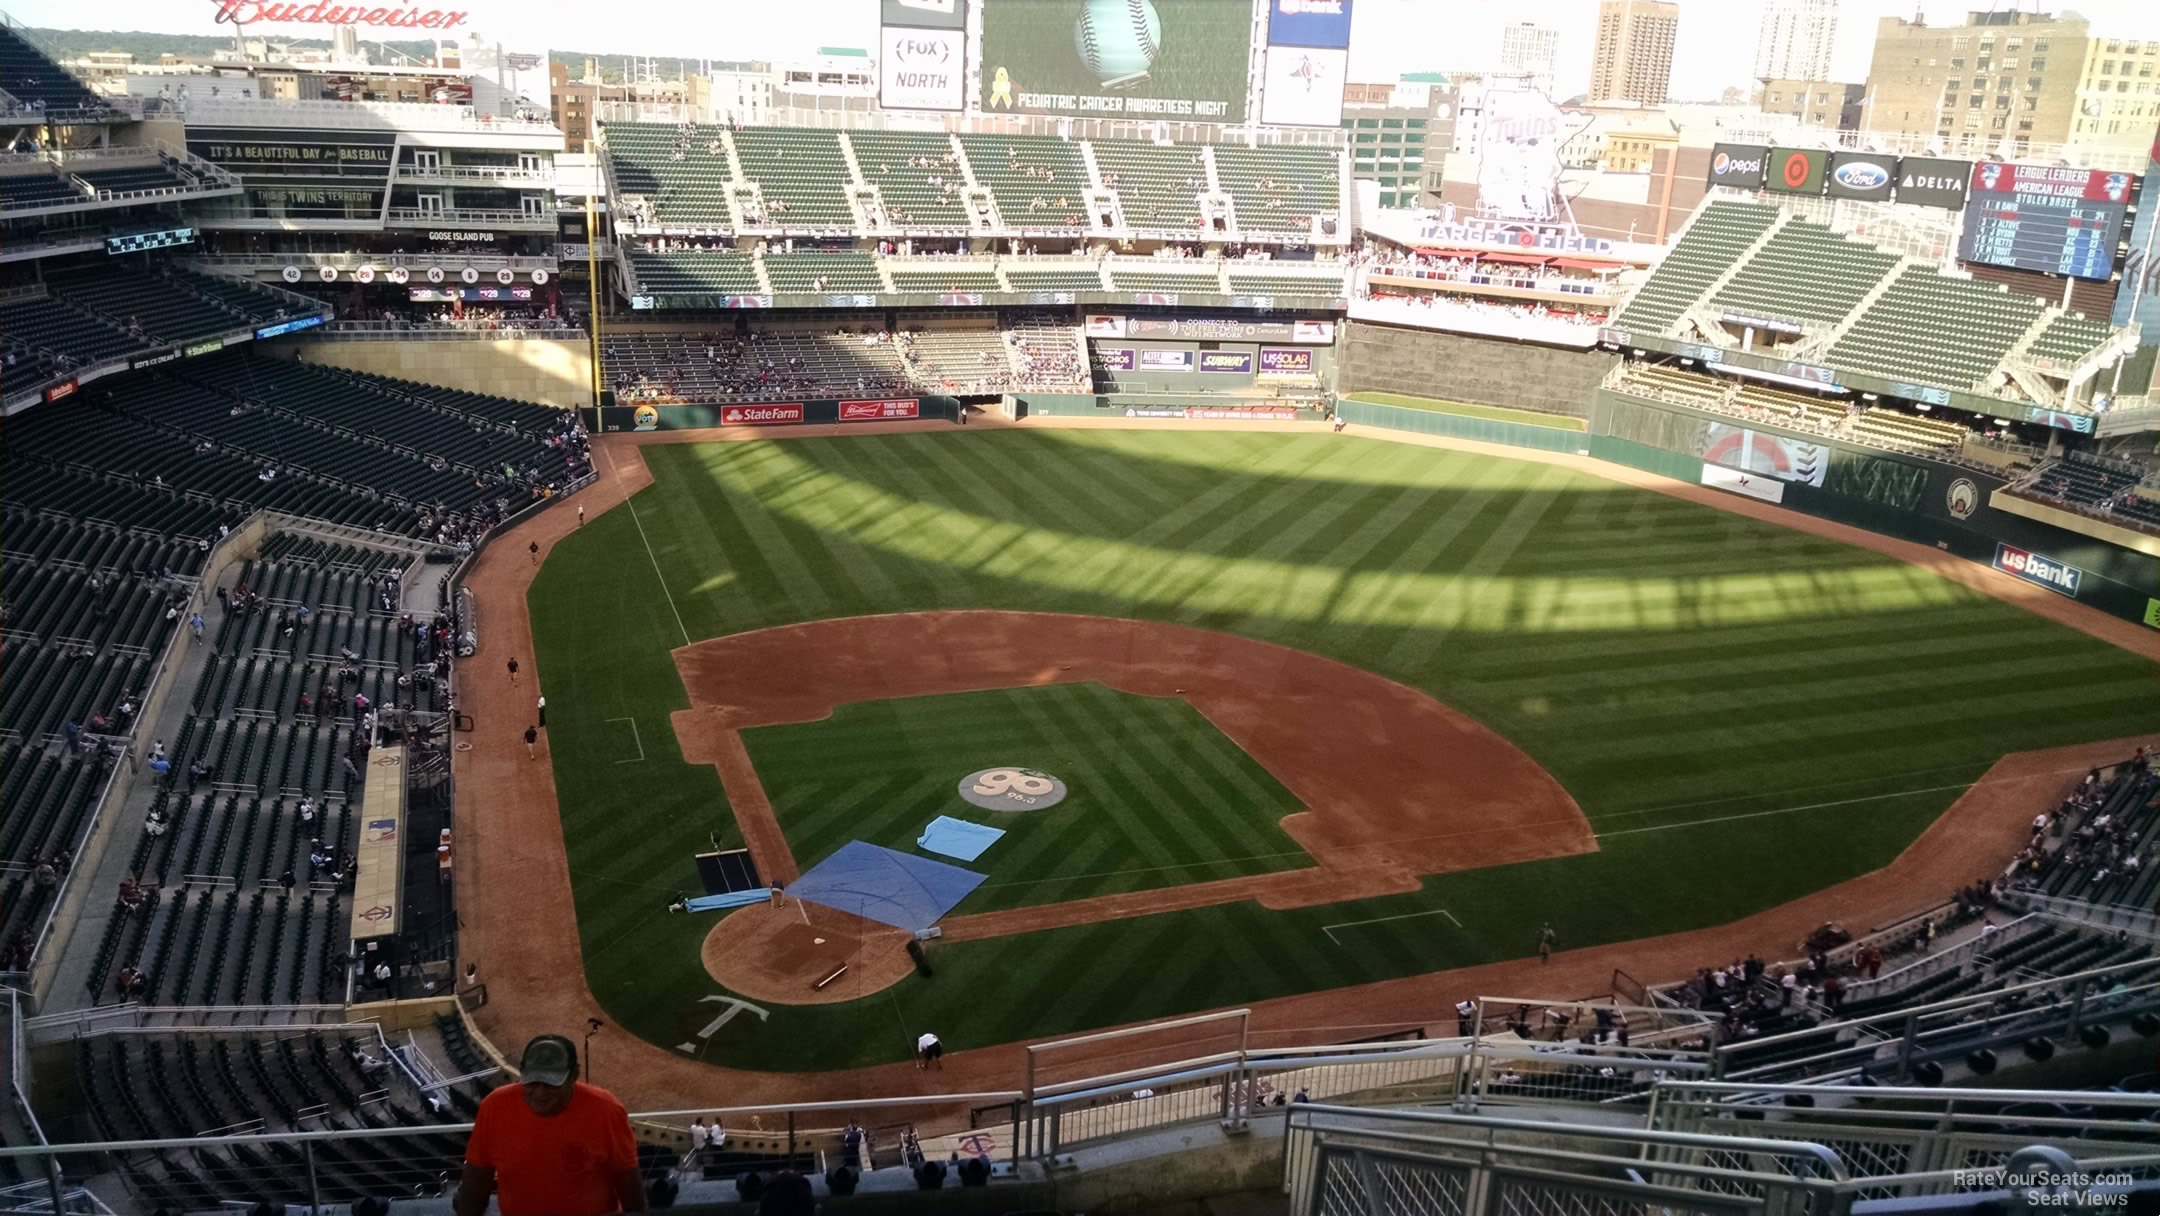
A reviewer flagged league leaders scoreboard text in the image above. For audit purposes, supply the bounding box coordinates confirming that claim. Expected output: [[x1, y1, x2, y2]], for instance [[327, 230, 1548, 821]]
[[1957, 163, 2135, 282]]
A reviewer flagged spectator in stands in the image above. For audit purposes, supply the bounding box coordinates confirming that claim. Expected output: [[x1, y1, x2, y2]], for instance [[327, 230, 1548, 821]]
[[458, 1034, 645, 1216]]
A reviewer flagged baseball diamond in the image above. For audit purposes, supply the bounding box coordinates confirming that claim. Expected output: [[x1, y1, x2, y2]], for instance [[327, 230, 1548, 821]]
[[462, 422, 2160, 1081]]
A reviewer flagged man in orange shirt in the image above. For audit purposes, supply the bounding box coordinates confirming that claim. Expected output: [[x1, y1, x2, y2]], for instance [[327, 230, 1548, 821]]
[[456, 1035, 646, 1216]]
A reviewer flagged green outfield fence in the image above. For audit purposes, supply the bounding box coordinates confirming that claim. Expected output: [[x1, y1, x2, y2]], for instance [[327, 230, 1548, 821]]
[[1335, 399, 1586, 452]]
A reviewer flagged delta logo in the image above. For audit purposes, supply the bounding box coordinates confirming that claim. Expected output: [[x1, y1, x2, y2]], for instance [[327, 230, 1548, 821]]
[[1994, 544, 2083, 597], [1832, 160, 1890, 191], [1713, 151, 1763, 177]]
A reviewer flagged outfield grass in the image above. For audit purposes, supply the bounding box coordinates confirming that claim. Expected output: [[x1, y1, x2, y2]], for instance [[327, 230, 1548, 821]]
[[1347, 392, 1589, 431], [528, 429, 2158, 1070], [742, 683, 1308, 912]]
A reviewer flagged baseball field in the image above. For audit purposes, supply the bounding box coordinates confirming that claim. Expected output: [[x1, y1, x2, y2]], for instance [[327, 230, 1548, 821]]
[[523, 427, 2159, 1073]]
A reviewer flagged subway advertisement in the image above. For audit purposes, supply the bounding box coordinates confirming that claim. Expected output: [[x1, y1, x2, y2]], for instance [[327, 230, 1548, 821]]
[[978, 0, 1252, 121]]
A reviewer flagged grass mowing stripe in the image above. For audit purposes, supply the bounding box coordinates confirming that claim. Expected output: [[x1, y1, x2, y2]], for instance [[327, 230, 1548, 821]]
[[527, 432, 2160, 1069]]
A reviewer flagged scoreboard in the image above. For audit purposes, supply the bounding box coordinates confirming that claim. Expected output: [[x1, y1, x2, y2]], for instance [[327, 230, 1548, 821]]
[[1957, 163, 2135, 281]]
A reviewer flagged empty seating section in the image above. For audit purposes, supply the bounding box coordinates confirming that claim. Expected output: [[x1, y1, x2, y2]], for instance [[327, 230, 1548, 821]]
[[2026, 313, 2116, 369], [1711, 221, 1899, 325], [1847, 408, 1965, 453], [1093, 140, 1206, 231], [2030, 456, 2160, 528], [1615, 202, 1780, 333], [0, 267, 293, 372], [1830, 267, 2044, 388], [77, 1030, 477, 1209], [1614, 364, 1731, 408], [1213, 144, 1340, 233], [0, 25, 109, 112], [50, 264, 278, 346], [1732, 382, 1845, 430], [958, 134, 1089, 228], [1226, 271, 1346, 297], [1003, 265, 1108, 291], [888, 266, 1002, 293], [1008, 313, 1089, 389], [848, 130, 968, 230], [599, 122, 734, 226], [762, 250, 882, 294], [0, 292, 140, 365], [175, 358, 576, 490], [729, 127, 856, 229], [901, 328, 1012, 393], [626, 250, 762, 298], [1107, 265, 1225, 294], [0, 169, 84, 209]]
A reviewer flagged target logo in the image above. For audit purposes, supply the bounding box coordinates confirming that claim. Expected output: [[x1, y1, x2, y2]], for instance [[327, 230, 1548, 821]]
[[1780, 151, 1816, 190]]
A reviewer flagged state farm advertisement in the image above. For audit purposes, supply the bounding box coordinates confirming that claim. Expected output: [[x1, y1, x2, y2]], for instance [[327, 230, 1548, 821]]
[[720, 403, 805, 426], [838, 398, 922, 421]]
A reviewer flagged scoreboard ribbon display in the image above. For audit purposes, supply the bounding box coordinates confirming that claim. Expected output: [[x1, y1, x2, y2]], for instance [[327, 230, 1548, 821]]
[[1958, 163, 2134, 281]]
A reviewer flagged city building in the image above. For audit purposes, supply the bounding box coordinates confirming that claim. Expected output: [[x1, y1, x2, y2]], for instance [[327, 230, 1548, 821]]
[[1755, 0, 1839, 84], [1499, 22, 1561, 98], [1860, 9, 2157, 166], [1589, 0, 1679, 106], [1342, 75, 1454, 209], [1604, 124, 1680, 173], [1759, 78, 1866, 130]]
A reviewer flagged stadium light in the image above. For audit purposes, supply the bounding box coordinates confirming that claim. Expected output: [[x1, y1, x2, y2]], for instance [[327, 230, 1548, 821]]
[[1913, 404, 1930, 412]]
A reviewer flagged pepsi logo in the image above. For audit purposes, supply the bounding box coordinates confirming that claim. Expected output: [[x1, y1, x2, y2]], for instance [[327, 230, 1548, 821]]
[[1833, 161, 1889, 190], [1713, 151, 1764, 177]]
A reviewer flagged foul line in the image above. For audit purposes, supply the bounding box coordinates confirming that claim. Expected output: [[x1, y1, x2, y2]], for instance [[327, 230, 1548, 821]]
[[1593, 780, 1983, 840], [607, 445, 690, 648], [605, 716, 645, 764], [1322, 907, 1461, 943]]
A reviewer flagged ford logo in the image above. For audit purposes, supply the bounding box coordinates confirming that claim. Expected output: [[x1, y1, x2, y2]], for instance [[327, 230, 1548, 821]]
[[1833, 161, 1889, 190]]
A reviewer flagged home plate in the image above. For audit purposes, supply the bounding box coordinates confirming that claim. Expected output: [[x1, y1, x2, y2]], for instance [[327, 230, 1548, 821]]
[[814, 937, 827, 944]]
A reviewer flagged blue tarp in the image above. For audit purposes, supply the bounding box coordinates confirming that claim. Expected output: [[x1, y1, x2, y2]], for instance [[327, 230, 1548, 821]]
[[789, 841, 986, 932], [686, 889, 772, 913], [917, 816, 1006, 863]]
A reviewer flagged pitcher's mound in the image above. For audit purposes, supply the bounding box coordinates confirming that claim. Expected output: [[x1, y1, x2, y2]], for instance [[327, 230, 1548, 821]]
[[701, 902, 917, 1005]]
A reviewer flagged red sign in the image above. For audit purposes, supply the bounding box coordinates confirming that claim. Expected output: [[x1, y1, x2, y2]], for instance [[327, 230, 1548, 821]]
[[213, 0, 471, 29], [720, 403, 805, 426], [44, 380, 78, 402], [838, 398, 921, 421]]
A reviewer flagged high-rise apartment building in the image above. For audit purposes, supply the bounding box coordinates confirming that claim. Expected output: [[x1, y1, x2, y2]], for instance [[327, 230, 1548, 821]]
[[1589, 0, 1680, 106], [1755, 0, 1838, 83], [1860, 9, 2157, 165], [1499, 22, 1560, 98]]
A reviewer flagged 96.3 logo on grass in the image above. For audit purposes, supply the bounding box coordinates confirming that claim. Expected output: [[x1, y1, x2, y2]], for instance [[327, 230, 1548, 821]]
[[959, 767, 1069, 812]]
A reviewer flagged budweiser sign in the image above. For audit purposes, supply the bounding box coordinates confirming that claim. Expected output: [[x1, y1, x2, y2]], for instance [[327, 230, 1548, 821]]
[[838, 399, 920, 421], [213, 0, 471, 29], [719, 403, 804, 426]]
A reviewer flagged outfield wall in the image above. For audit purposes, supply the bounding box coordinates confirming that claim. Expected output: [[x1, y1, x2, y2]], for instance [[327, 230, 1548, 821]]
[[281, 335, 593, 409], [1588, 389, 2160, 628], [1338, 321, 1613, 417], [1334, 399, 1585, 453], [596, 396, 963, 431], [1009, 392, 1324, 421]]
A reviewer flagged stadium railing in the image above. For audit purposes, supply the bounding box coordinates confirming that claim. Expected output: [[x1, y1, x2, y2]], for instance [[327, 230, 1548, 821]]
[[1348, 293, 1604, 349], [316, 322, 587, 342], [2006, 891, 2160, 943]]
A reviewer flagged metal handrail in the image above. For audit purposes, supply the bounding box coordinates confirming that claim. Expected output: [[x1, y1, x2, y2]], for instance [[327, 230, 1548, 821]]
[[1290, 1102, 1851, 1178]]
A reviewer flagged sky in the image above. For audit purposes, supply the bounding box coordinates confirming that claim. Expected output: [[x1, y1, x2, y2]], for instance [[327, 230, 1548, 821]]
[[14, 0, 2160, 102]]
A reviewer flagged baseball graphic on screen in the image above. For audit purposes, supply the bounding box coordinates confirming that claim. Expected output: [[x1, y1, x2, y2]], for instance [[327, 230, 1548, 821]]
[[1075, 0, 1162, 86]]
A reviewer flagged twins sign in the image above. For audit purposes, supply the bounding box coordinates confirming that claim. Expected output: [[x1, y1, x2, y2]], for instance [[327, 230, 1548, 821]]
[[1993, 544, 2083, 597]]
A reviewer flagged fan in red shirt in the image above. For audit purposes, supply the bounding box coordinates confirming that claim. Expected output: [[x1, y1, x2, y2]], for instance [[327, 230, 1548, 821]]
[[456, 1034, 646, 1216]]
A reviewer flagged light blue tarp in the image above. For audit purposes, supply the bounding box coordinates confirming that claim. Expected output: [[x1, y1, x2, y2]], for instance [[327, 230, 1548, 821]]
[[686, 889, 772, 913], [917, 815, 1006, 862], [789, 841, 986, 931]]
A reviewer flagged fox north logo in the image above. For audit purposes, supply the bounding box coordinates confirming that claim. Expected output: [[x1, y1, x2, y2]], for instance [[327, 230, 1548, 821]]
[[1994, 544, 2082, 597]]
